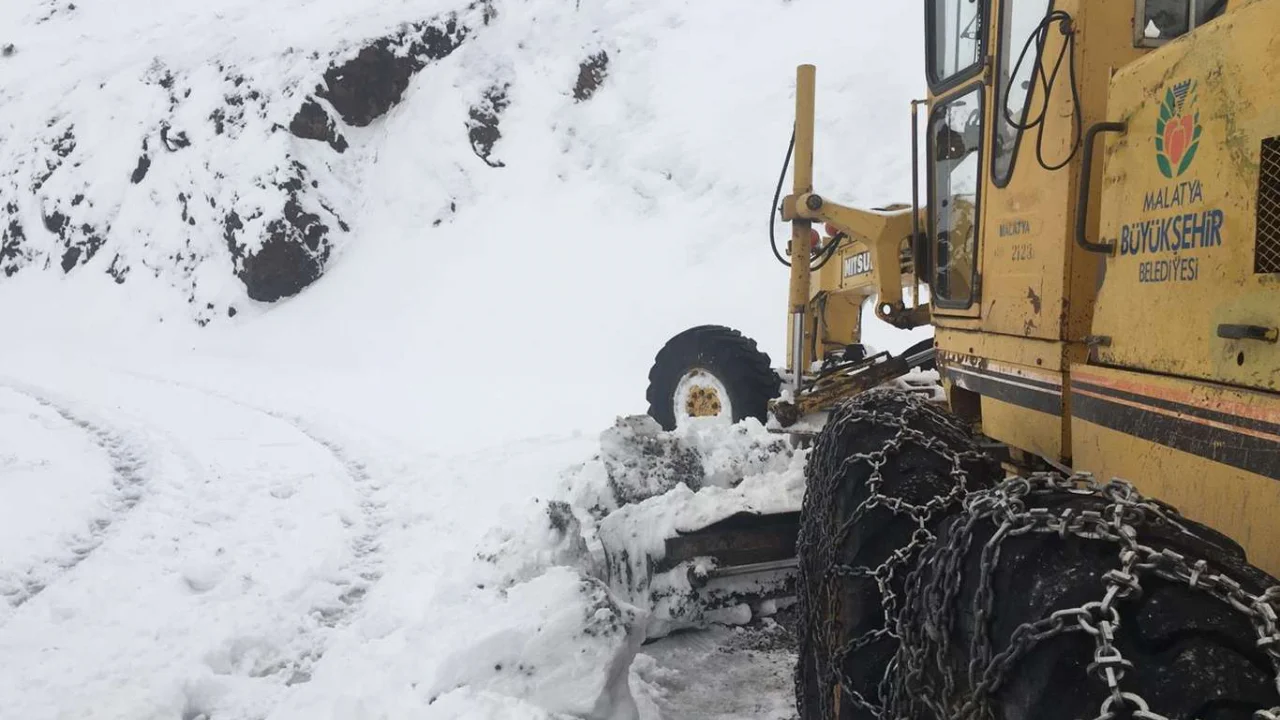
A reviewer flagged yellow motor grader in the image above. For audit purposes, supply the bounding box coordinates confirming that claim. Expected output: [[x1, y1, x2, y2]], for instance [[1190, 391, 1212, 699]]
[[632, 0, 1280, 717]]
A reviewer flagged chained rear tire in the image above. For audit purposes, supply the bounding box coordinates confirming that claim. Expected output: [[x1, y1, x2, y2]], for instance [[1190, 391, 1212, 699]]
[[897, 482, 1280, 720], [794, 391, 1280, 720], [794, 388, 1004, 719], [645, 325, 781, 431]]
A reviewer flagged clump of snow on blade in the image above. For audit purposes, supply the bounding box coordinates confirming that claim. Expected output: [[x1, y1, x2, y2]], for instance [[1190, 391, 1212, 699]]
[[597, 415, 706, 506], [597, 453, 807, 639], [560, 415, 796, 517], [677, 417, 795, 489], [554, 415, 804, 639]]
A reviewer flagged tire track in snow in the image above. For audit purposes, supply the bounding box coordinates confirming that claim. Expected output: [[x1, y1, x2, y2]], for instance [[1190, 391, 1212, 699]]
[[273, 417, 388, 687], [115, 370, 388, 688], [0, 384, 149, 620]]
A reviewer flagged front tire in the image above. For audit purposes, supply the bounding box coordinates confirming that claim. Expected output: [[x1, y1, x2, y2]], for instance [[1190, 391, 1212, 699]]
[[645, 325, 782, 431]]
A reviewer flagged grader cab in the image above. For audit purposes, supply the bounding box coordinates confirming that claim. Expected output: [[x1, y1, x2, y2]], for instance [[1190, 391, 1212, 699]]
[[610, 1, 1280, 717]]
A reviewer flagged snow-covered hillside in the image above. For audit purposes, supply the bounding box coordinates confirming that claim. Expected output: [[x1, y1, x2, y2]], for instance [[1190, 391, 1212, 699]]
[[0, 0, 925, 717]]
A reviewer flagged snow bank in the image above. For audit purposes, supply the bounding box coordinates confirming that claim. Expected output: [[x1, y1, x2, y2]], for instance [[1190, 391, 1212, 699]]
[[426, 413, 807, 711], [424, 567, 644, 720]]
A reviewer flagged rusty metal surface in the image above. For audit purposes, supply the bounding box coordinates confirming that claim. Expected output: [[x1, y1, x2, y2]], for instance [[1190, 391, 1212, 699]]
[[660, 510, 801, 574]]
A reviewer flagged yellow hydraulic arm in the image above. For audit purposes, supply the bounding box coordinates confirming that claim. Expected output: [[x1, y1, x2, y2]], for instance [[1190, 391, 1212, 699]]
[[779, 65, 931, 388], [767, 65, 935, 427]]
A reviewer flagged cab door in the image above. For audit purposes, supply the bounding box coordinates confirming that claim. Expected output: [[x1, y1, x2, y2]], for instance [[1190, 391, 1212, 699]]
[[924, 0, 988, 320]]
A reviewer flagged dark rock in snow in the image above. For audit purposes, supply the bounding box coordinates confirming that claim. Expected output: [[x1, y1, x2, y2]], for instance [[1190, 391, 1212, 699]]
[[209, 108, 226, 135], [222, 210, 245, 263], [467, 83, 510, 167], [43, 210, 68, 236], [223, 163, 344, 302], [107, 254, 128, 284], [573, 51, 609, 102], [60, 246, 81, 272], [33, 125, 76, 191], [130, 138, 151, 183], [37, 195, 106, 273], [1, 203, 25, 277], [317, 13, 469, 127], [239, 218, 328, 302], [289, 97, 349, 153], [160, 124, 190, 151], [51, 127, 76, 157]]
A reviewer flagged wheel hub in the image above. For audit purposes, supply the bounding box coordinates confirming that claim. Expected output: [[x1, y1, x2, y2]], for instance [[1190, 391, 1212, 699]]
[[674, 369, 733, 427], [685, 385, 723, 417]]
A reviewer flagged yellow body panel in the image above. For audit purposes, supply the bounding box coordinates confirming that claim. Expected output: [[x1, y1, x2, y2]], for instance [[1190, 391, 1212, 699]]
[[779, 1, 1280, 565], [982, 395, 1063, 462], [936, 329, 1076, 462], [1069, 362, 1280, 575], [935, 327, 1067, 371], [1092, 2, 1280, 392]]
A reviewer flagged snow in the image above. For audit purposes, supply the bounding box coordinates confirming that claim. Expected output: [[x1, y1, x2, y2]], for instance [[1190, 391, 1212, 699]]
[[556, 415, 806, 638], [631, 623, 798, 720], [0, 0, 924, 717], [0, 386, 142, 618]]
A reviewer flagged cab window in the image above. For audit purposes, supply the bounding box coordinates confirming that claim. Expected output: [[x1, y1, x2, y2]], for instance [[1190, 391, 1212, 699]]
[[930, 88, 983, 308], [928, 0, 986, 88], [1137, 0, 1228, 46], [993, 0, 1052, 185]]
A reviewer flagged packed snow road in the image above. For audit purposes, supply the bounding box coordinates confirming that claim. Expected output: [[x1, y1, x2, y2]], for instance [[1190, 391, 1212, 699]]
[[0, 357, 803, 719], [0, 384, 148, 618], [0, 366, 392, 718], [633, 617, 800, 720]]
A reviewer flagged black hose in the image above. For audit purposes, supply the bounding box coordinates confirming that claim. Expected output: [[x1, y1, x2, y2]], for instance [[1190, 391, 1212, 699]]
[[768, 126, 843, 271], [770, 128, 796, 267], [810, 233, 843, 270], [1003, 10, 1083, 172]]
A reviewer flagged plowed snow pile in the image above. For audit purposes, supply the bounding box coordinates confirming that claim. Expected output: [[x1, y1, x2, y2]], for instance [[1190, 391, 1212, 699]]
[[0, 0, 922, 716]]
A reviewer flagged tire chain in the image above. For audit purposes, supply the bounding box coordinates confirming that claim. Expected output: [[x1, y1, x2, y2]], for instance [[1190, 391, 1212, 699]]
[[795, 392, 1280, 720], [795, 391, 992, 720]]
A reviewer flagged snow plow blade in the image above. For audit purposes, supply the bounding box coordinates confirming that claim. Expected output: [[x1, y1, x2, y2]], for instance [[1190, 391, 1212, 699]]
[[662, 509, 799, 571], [662, 509, 799, 592]]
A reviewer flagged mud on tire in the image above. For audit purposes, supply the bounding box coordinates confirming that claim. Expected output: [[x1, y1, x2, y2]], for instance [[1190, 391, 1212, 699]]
[[794, 388, 1280, 720], [645, 324, 781, 431]]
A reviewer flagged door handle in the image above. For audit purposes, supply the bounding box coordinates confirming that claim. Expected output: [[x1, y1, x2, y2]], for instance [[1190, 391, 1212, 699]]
[[1075, 121, 1127, 255], [1217, 324, 1279, 343]]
